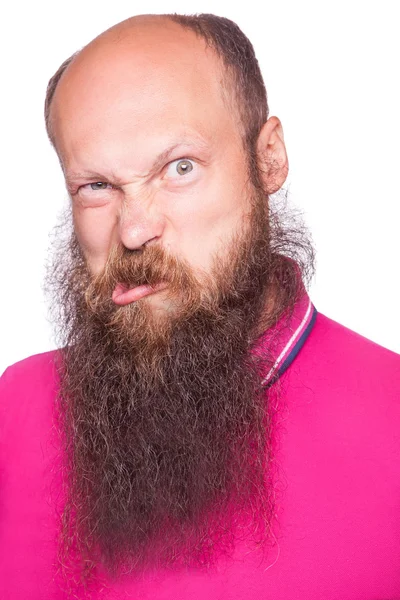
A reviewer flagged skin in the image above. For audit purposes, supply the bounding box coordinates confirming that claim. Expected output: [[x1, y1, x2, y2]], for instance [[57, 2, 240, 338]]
[[50, 15, 289, 311]]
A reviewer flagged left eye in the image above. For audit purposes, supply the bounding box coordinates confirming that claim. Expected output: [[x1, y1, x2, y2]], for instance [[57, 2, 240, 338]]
[[165, 159, 195, 177]]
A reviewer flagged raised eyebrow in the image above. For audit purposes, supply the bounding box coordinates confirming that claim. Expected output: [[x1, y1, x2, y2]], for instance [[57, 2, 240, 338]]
[[149, 144, 181, 175], [147, 142, 199, 176], [147, 141, 209, 176]]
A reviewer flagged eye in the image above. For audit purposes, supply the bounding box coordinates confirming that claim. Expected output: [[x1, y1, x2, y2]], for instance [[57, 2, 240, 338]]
[[75, 181, 115, 206], [165, 159, 195, 178], [77, 181, 114, 196], [88, 182, 112, 191]]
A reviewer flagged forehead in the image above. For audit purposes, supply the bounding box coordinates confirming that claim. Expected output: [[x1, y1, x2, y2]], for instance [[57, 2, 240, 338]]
[[51, 20, 240, 167]]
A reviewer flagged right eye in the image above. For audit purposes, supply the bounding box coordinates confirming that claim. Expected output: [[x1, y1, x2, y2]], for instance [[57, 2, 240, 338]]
[[80, 182, 113, 191]]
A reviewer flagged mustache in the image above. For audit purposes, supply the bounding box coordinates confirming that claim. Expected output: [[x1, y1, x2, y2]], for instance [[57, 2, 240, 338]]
[[84, 244, 203, 312]]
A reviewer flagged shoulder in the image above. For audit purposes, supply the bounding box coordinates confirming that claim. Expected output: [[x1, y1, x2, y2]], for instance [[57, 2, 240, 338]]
[[314, 312, 399, 360], [0, 351, 60, 433], [300, 311, 400, 390], [288, 311, 400, 449], [1, 350, 59, 388]]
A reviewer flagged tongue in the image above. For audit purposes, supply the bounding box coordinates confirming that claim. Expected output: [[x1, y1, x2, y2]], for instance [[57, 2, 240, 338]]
[[112, 282, 168, 306]]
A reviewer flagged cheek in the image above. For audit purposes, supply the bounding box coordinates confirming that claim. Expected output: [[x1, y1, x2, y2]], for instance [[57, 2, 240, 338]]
[[167, 177, 248, 271], [73, 204, 117, 274]]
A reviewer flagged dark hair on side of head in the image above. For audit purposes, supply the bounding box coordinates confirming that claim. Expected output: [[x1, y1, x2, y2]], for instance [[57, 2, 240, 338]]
[[44, 52, 79, 146], [44, 14, 269, 159]]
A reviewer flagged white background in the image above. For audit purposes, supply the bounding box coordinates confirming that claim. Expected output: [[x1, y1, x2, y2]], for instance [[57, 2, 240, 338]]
[[1, 0, 399, 374]]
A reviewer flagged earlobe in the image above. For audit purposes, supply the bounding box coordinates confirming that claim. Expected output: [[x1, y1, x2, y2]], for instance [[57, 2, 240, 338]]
[[256, 116, 289, 194]]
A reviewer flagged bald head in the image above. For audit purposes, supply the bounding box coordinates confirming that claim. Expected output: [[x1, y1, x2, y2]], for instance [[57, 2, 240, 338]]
[[45, 13, 269, 155], [50, 16, 237, 164]]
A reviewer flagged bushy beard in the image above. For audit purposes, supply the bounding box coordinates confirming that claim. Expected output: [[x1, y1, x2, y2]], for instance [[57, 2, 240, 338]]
[[47, 190, 312, 586]]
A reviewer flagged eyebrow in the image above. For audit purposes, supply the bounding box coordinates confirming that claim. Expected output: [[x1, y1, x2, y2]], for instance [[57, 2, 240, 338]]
[[145, 137, 211, 176], [64, 137, 211, 190], [147, 143, 186, 177]]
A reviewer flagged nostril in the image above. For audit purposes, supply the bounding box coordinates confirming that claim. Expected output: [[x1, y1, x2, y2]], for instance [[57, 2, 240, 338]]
[[143, 236, 160, 248], [124, 247, 143, 256]]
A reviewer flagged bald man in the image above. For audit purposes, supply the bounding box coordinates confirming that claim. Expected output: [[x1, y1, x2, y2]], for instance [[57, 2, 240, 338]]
[[1, 14, 399, 600]]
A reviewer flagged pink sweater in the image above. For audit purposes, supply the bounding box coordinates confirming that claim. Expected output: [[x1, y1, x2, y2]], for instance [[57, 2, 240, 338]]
[[1, 303, 399, 598]]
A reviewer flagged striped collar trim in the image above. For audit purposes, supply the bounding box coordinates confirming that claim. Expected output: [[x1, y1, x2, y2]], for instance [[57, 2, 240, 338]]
[[257, 293, 317, 387]]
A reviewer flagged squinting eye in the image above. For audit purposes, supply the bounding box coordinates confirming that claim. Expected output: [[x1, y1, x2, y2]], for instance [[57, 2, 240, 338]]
[[89, 182, 110, 190]]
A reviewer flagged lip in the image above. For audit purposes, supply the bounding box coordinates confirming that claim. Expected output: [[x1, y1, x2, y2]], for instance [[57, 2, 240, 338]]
[[112, 282, 168, 306]]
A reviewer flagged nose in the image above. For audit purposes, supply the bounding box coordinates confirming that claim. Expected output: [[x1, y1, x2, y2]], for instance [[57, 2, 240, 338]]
[[118, 192, 165, 251]]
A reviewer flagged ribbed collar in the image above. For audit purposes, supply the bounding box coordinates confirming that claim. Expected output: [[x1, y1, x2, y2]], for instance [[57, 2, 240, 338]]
[[254, 291, 317, 387]]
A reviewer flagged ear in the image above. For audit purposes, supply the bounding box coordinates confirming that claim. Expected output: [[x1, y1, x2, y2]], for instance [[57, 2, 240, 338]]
[[256, 116, 288, 194]]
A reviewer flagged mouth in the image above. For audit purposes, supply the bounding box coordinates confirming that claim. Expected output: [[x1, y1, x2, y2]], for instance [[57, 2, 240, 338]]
[[112, 282, 169, 306]]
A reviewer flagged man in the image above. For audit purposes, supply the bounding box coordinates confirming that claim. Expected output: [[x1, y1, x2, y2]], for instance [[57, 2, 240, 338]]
[[0, 13, 399, 599]]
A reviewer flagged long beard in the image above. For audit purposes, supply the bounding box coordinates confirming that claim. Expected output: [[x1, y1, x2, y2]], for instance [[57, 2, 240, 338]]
[[48, 193, 309, 584]]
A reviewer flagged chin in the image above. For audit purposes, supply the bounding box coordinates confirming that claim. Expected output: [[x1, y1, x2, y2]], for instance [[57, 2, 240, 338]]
[[143, 289, 177, 315]]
